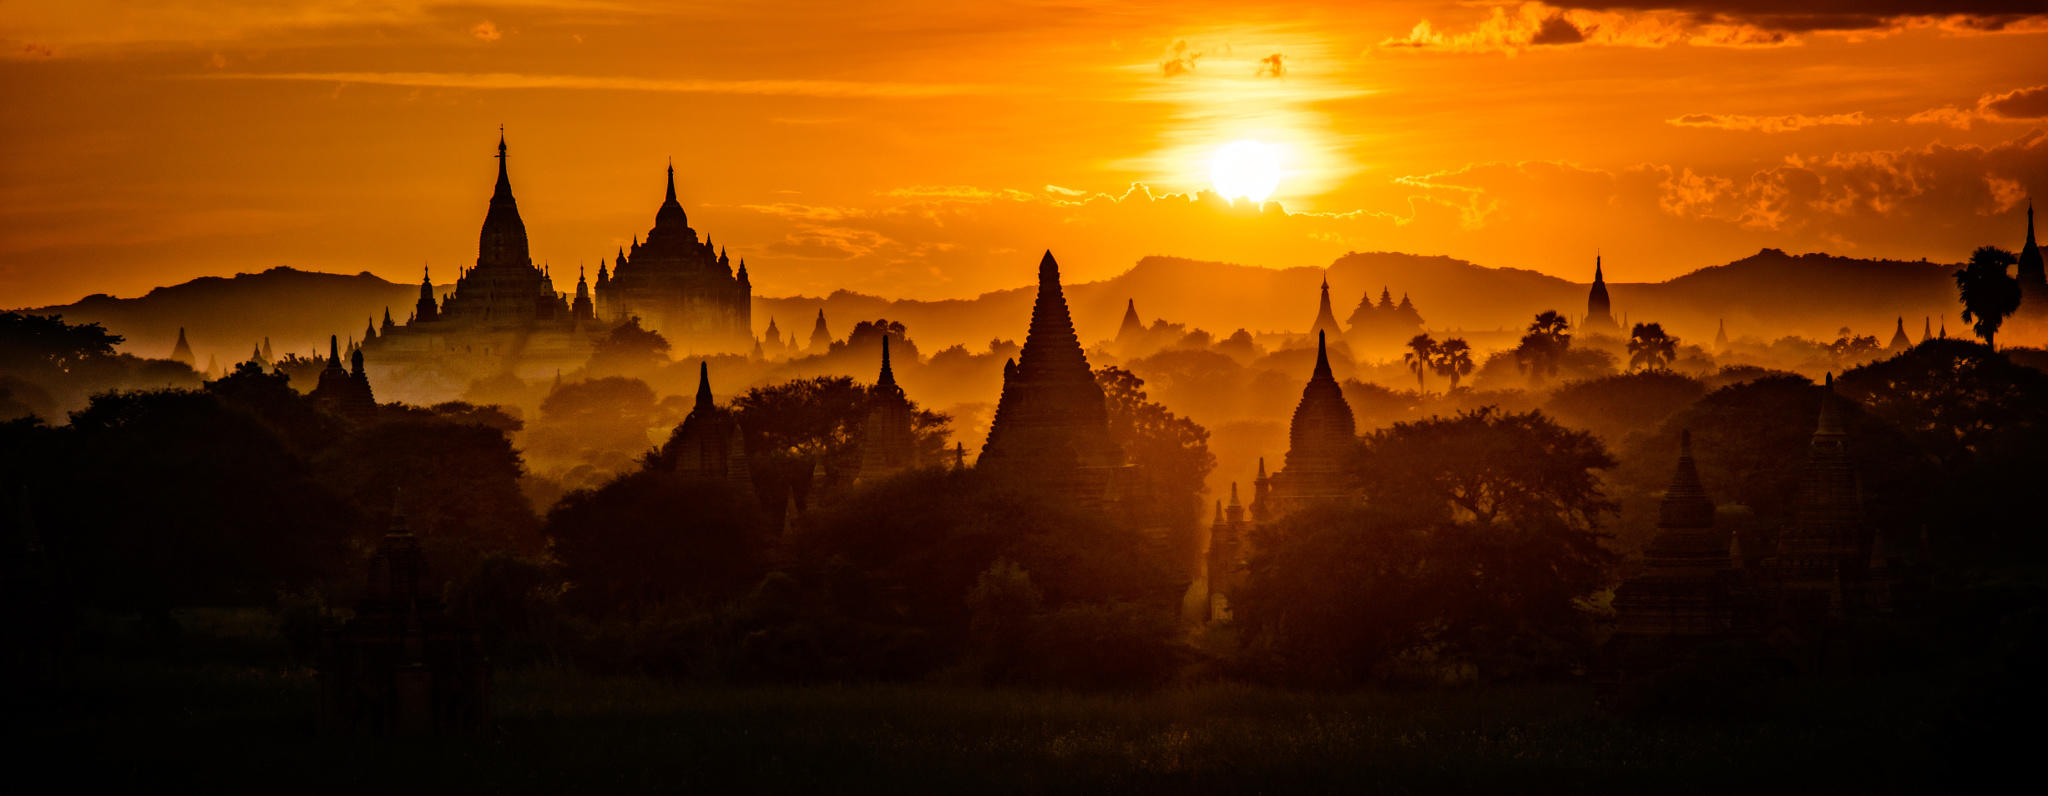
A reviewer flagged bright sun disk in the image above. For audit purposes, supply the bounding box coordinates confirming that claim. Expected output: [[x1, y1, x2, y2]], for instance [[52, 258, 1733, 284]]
[[1210, 139, 1281, 203]]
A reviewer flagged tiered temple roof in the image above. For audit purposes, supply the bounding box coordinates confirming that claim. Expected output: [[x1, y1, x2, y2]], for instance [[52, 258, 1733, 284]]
[[1267, 331, 1358, 513], [980, 251, 1122, 488]]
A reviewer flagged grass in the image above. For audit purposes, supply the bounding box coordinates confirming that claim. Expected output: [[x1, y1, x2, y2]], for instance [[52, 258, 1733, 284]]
[[17, 655, 1978, 793]]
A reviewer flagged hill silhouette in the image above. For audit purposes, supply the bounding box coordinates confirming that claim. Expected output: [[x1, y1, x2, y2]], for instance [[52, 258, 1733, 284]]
[[17, 250, 1964, 366], [17, 266, 417, 367]]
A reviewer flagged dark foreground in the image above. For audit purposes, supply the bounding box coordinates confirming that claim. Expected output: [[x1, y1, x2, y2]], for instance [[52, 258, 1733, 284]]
[[16, 655, 2016, 794]]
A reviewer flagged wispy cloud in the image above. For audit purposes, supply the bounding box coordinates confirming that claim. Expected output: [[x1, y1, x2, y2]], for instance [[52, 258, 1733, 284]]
[[1666, 111, 1872, 133], [189, 71, 999, 98]]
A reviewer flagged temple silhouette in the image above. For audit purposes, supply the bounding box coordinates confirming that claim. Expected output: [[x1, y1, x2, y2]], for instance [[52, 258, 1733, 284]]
[[593, 161, 754, 354], [1582, 254, 1620, 336], [979, 251, 1124, 502]]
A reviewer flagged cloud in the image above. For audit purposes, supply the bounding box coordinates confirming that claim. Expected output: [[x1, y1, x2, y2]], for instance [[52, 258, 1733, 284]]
[[1910, 85, 2048, 129], [1256, 53, 1285, 78], [471, 21, 502, 42], [1530, 13, 1587, 45], [1561, 2, 2048, 33], [1666, 111, 1872, 133], [1381, 1, 2047, 53], [1380, 3, 1791, 53], [191, 71, 998, 98], [1160, 39, 1200, 77], [1984, 85, 2048, 120]]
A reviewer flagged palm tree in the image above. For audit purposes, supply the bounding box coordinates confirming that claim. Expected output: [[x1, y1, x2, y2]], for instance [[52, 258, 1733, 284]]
[[1403, 333, 1437, 392], [1627, 322, 1677, 371], [1432, 337, 1475, 392], [1955, 245, 2021, 349], [1513, 310, 1571, 387]]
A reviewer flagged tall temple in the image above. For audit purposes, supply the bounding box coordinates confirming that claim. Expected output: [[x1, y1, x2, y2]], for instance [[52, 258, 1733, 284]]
[[979, 251, 1123, 498], [2017, 200, 2046, 312], [1607, 431, 1753, 678], [1204, 482, 1251, 622], [593, 162, 753, 353], [1582, 255, 1619, 336], [854, 335, 918, 484], [665, 363, 754, 500], [167, 327, 196, 367], [1308, 275, 1345, 341], [1251, 331, 1358, 522], [318, 502, 489, 735], [1886, 316, 1912, 353], [1761, 374, 1888, 629], [1115, 299, 1145, 344], [807, 309, 832, 355], [365, 132, 604, 387]]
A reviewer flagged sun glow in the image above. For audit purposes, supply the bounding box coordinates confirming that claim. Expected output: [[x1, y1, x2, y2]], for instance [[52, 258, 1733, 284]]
[[1210, 139, 1282, 203]]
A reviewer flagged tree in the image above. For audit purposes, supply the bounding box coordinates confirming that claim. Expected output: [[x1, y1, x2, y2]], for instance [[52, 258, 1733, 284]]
[[587, 317, 672, 376], [1403, 333, 1438, 392], [0, 312, 121, 375], [546, 470, 765, 616], [1354, 407, 1617, 529], [1955, 246, 2021, 349], [1095, 366, 1215, 535], [1431, 337, 1475, 392], [1627, 322, 1677, 371], [1828, 327, 1881, 361], [316, 417, 544, 570], [1513, 311, 1572, 387], [1542, 370, 1706, 445], [708, 375, 950, 498]]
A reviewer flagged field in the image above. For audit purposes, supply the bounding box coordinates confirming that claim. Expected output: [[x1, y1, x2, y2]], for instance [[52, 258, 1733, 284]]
[[18, 654, 1983, 794]]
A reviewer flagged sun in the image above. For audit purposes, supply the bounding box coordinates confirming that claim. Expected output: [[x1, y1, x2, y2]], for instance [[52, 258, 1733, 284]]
[[1210, 139, 1282, 203]]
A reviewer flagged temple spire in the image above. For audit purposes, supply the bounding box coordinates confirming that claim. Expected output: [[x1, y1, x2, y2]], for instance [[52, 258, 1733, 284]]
[[694, 361, 714, 412], [1312, 331, 1333, 380], [493, 126, 511, 200], [665, 157, 678, 205], [877, 334, 898, 392], [328, 334, 341, 365]]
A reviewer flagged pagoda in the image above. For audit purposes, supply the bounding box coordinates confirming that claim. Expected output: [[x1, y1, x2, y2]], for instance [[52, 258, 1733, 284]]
[[1258, 331, 1358, 520], [1607, 431, 1754, 677], [854, 335, 918, 484], [979, 251, 1122, 497], [1582, 255, 1619, 336], [593, 161, 753, 353]]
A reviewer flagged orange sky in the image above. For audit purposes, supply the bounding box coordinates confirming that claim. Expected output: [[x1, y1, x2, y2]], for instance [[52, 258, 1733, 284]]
[[3, 1, 2045, 309]]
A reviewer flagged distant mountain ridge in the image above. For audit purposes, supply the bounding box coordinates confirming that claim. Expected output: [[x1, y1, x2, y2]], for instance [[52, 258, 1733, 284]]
[[17, 249, 1963, 365]]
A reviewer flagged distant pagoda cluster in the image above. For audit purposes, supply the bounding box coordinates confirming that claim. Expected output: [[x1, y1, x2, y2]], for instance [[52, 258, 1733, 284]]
[[362, 131, 756, 383]]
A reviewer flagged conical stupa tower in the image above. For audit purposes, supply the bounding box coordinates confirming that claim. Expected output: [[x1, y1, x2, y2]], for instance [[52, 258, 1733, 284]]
[[1115, 298, 1145, 344], [854, 335, 918, 484], [1583, 255, 1618, 335], [1266, 331, 1358, 517], [1309, 276, 1344, 341], [1886, 316, 1912, 352], [2018, 200, 2046, 309], [1764, 374, 1877, 621], [1607, 430, 1750, 677], [979, 251, 1121, 490], [169, 327, 196, 367]]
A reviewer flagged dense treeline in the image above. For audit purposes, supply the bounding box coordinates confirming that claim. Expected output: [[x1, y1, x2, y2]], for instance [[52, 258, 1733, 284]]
[[4, 309, 2047, 695]]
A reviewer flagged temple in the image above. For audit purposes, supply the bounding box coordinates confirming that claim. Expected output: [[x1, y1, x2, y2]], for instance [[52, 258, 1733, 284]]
[[1308, 276, 1344, 342], [1345, 285, 1425, 350], [317, 503, 489, 735], [1606, 431, 1753, 679], [807, 309, 833, 355], [1760, 374, 1892, 643], [1582, 255, 1619, 336], [2018, 200, 2046, 313], [1116, 298, 1144, 344], [854, 335, 918, 484], [1886, 316, 1912, 353], [664, 363, 755, 500], [1251, 331, 1358, 523], [979, 251, 1123, 500], [365, 132, 605, 389], [310, 334, 376, 420], [169, 327, 195, 367], [1204, 482, 1251, 622], [593, 162, 753, 353]]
